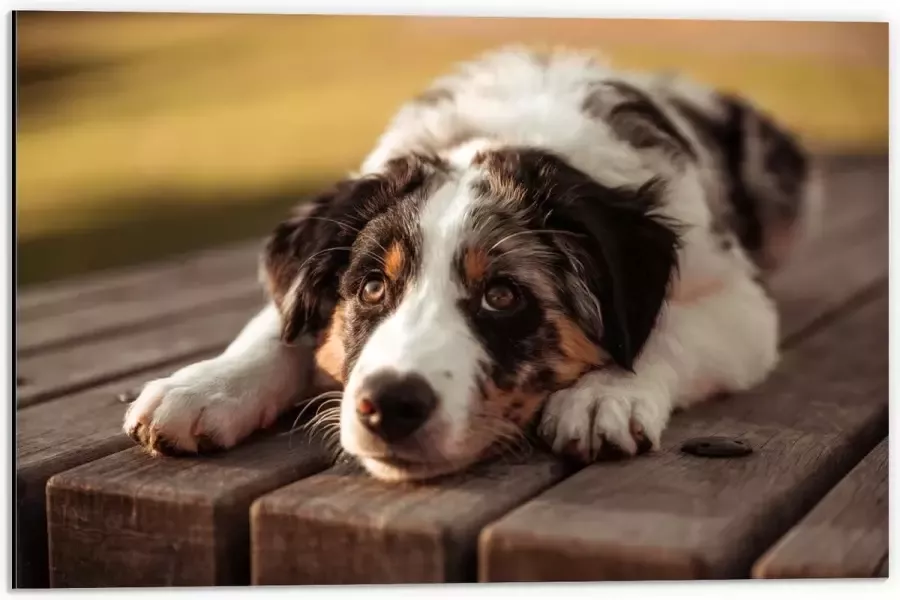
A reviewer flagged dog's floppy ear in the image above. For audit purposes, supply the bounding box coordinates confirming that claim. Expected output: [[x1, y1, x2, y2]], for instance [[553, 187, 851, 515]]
[[261, 180, 363, 343], [537, 157, 681, 371], [262, 155, 436, 342]]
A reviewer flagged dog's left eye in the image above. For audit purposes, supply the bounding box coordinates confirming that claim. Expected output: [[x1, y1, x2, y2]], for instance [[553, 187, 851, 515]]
[[481, 280, 521, 313], [360, 274, 387, 305]]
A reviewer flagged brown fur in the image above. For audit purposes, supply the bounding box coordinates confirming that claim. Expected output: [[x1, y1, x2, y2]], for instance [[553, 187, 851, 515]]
[[463, 246, 489, 285], [549, 312, 606, 385], [384, 241, 406, 281], [312, 302, 347, 392]]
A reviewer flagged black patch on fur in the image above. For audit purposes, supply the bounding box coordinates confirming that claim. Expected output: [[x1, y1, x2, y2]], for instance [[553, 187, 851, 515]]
[[672, 97, 764, 253], [584, 80, 696, 159], [476, 148, 681, 372], [262, 155, 439, 342], [756, 111, 809, 207], [671, 95, 808, 262]]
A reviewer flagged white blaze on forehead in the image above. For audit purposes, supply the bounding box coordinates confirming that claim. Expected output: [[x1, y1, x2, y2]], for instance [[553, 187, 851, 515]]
[[342, 172, 490, 454]]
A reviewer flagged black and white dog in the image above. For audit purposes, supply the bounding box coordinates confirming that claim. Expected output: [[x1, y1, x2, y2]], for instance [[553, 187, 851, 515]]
[[124, 48, 820, 481]]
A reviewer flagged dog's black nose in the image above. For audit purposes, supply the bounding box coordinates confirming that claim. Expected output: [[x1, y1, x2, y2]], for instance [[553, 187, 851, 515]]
[[356, 370, 437, 442]]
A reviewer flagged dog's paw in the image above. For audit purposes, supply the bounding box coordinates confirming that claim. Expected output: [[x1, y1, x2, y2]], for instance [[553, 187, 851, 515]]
[[539, 372, 671, 463], [123, 358, 280, 457]]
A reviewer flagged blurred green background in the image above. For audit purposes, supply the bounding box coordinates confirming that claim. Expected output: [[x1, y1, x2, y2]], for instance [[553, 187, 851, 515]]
[[15, 12, 888, 288]]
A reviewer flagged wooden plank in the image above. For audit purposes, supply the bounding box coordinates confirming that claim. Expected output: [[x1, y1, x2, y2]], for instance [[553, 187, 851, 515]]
[[16, 362, 208, 588], [16, 297, 262, 407], [17, 240, 258, 320], [479, 290, 888, 581], [250, 457, 571, 585], [752, 438, 889, 579], [17, 278, 260, 356], [46, 435, 330, 587]]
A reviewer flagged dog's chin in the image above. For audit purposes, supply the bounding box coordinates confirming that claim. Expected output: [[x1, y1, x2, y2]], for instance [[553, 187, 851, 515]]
[[355, 452, 482, 482]]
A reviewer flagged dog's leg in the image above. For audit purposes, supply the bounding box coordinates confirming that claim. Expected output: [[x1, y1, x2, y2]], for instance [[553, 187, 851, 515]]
[[123, 303, 313, 455], [539, 275, 779, 460]]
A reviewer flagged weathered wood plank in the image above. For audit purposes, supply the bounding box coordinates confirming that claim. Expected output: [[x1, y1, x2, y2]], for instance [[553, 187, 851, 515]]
[[46, 435, 330, 587], [16, 362, 208, 588], [479, 290, 888, 581], [17, 298, 262, 407], [17, 278, 260, 356], [250, 457, 571, 585], [240, 157, 886, 584], [752, 438, 889, 579], [17, 240, 258, 320]]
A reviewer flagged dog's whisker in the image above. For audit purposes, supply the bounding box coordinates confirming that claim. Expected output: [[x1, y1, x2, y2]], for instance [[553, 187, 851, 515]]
[[488, 228, 586, 253], [293, 246, 353, 276], [301, 216, 362, 234]]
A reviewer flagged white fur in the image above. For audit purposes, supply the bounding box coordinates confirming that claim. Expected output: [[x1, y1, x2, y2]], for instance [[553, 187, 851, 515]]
[[123, 303, 311, 452]]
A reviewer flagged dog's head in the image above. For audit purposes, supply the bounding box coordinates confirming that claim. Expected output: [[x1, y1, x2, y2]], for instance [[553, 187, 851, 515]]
[[263, 147, 679, 481]]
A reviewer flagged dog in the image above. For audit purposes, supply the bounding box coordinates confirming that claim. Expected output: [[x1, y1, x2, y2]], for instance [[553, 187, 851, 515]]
[[123, 47, 820, 482]]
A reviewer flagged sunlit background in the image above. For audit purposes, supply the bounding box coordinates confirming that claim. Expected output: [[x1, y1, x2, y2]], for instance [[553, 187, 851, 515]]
[[15, 12, 888, 287]]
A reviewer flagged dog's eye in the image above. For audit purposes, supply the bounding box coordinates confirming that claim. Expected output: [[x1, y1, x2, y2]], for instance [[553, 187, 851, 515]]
[[481, 280, 520, 313], [360, 274, 387, 305]]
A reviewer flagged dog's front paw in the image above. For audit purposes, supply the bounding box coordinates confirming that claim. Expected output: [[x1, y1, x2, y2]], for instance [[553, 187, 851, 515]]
[[539, 372, 672, 463], [123, 358, 278, 457]]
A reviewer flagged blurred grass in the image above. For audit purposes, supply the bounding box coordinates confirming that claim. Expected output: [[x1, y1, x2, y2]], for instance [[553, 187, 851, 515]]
[[15, 13, 888, 287]]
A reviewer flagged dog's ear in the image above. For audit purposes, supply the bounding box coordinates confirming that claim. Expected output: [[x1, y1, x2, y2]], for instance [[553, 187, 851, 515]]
[[538, 159, 681, 371], [262, 156, 436, 342], [261, 180, 362, 343]]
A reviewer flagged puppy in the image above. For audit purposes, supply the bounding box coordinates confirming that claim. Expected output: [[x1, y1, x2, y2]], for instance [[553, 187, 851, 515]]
[[124, 47, 820, 482]]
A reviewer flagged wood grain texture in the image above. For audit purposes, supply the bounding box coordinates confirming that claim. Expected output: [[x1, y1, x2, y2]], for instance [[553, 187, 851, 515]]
[[17, 240, 258, 319], [16, 361, 209, 588], [752, 438, 889, 579], [17, 298, 262, 407], [479, 291, 888, 581], [251, 456, 571, 585], [18, 279, 260, 356], [46, 436, 330, 587]]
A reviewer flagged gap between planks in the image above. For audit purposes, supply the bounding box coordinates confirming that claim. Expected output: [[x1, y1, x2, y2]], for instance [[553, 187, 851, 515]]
[[752, 438, 889, 579]]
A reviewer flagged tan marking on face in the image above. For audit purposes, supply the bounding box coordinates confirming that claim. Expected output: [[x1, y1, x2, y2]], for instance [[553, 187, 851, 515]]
[[383, 241, 406, 281], [312, 302, 347, 393], [463, 246, 490, 285], [549, 313, 605, 385]]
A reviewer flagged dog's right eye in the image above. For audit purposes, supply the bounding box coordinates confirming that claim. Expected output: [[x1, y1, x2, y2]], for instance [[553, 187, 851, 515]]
[[481, 278, 523, 314], [360, 274, 387, 305]]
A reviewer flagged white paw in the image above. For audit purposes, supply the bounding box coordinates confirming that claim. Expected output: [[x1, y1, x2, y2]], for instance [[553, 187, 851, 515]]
[[122, 358, 281, 456], [539, 372, 672, 462]]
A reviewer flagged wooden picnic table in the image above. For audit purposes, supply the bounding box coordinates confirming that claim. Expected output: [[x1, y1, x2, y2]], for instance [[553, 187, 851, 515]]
[[15, 154, 889, 587]]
